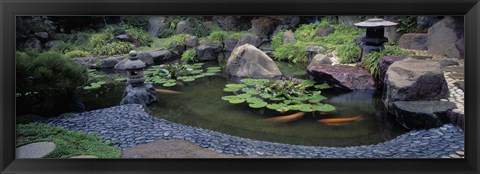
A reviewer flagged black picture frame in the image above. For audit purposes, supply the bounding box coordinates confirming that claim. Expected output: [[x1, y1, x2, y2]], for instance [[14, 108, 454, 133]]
[[1, 0, 479, 173]]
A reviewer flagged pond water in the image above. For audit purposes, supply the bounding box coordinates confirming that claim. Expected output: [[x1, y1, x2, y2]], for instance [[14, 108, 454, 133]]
[[144, 62, 407, 147]]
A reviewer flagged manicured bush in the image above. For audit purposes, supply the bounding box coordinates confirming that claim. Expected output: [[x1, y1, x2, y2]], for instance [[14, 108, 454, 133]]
[[17, 123, 121, 158], [337, 43, 360, 64], [180, 48, 197, 63], [92, 42, 134, 56], [16, 50, 88, 97], [65, 50, 91, 58], [362, 45, 410, 78]]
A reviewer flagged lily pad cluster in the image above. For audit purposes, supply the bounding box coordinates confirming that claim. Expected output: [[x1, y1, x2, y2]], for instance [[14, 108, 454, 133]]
[[83, 69, 126, 90], [222, 77, 335, 113], [145, 63, 221, 87]]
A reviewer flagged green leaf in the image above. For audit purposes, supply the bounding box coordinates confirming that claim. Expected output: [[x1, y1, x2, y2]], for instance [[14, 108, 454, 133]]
[[163, 82, 176, 87], [300, 80, 315, 87], [223, 87, 241, 92], [314, 83, 332, 89], [229, 98, 245, 104], [182, 78, 195, 82], [246, 97, 263, 104], [225, 84, 246, 88], [203, 72, 216, 76], [248, 101, 268, 108], [311, 104, 336, 112]]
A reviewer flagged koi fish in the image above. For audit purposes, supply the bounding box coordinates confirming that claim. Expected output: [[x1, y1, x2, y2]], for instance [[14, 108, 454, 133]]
[[155, 88, 182, 94], [318, 116, 362, 124], [264, 112, 305, 123]]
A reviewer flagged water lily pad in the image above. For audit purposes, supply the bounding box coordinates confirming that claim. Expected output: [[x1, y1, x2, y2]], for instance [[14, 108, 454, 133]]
[[228, 98, 245, 104], [225, 84, 246, 88], [236, 94, 251, 99], [248, 101, 268, 108], [221, 95, 237, 101], [308, 95, 327, 103], [203, 72, 216, 76], [182, 78, 195, 82], [223, 87, 241, 92], [311, 104, 335, 112], [163, 82, 176, 87], [191, 70, 203, 74], [271, 97, 286, 101], [266, 103, 285, 110], [246, 97, 263, 104], [96, 81, 107, 85], [194, 74, 205, 78], [114, 77, 127, 82], [245, 89, 261, 95], [314, 83, 332, 89], [193, 63, 204, 66], [259, 93, 272, 99], [300, 80, 315, 87]]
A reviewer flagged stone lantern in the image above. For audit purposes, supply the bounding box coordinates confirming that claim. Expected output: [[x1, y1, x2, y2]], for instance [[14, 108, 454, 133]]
[[120, 50, 157, 106], [125, 50, 146, 87], [354, 18, 398, 60]]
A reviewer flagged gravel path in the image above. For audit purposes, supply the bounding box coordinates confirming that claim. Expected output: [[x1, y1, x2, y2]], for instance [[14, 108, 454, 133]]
[[42, 104, 465, 158]]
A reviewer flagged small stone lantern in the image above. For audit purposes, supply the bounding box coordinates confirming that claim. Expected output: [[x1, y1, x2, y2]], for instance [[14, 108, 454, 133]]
[[354, 18, 398, 60], [125, 50, 146, 87]]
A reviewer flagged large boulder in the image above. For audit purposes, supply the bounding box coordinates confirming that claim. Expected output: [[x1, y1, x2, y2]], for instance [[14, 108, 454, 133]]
[[212, 16, 240, 31], [282, 30, 296, 43], [235, 34, 261, 48], [308, 54, 332, 66], [148, 16, 166, 36], [23, 37, 43, 51], [249, 17, 281, 38], [307, 64, 375, 91], [378, 56, 408, 85], [226, 44, 282, 79], [383, 58, 448, 107], [392, 101, 456, 129], [196, 44, 222, 61], [175, 21, 191, 33], [185, 36, 199, 48], [120, 84, 157, 106], [398, 33, 428, 50], [427, 16, 464, 58], [99, 56, 125, 68], [149, 49, 173, 63]]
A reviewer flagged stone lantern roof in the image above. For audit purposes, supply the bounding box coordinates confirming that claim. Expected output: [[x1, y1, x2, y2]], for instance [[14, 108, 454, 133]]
[[125, 50, 146, 70], [354, 18, 398, 28]]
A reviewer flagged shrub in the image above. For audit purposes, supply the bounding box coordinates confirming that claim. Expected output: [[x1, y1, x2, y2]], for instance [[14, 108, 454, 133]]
[[17, 123, 121, 158], [52, 43, 77, 54], [272, 42, 308, 63], [337, 43, 360, 64], [92, 42, 133, 56], [271, 30, 286, 50], [161, 34, 189, 48], [180, 48, 197, 63], [207, 31, 228, 44], [65, 50, 90, 58], [362, 45, 410, 78], [88, 31, 113, 49], [16, 50, 88, 97], [120, 16, 149, 30], [67, 31, 92, 46], [125, 27, 154, 45]]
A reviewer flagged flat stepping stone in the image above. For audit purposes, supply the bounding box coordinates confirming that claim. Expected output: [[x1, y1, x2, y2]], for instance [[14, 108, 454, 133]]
[[449, 73, 464, 80], [16, 142, 55, 158], [454, 81, 464, 91], [70, 155, 98, 158], [442, 66, 464, 73]]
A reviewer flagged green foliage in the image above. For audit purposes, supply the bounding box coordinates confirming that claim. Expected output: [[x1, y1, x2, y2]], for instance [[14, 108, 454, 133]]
[[16, 123, 121, 158], [272, 42, 308, 63], [271, 30, 286, 50], [82, 69, 123, 91], [222, 77, 334, 113], [88, 31, 113, 49], [207, 31, 228, 44], [92, 42, 133, 56], [362, 45, 410, 78], [180, 48, 197, 63], [161, 34, 189, 48], [52, 43, 77, 54], [15, 50, 88, 97], [120, 16, 149, 30], [337, 43, 360, 64], [396, 16, 428, 34], [125, 27, 154, 45], [65, 50, 90, 58], [66, 31, 93, 46], [145, 63, 221, 87], [157, 28, 176, 38]]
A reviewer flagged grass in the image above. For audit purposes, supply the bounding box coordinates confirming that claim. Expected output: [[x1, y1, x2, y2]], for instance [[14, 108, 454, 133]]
[[16, 123, 121, 158]]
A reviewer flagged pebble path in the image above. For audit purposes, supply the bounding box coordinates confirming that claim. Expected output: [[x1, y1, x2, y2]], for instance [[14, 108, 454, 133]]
[[43, 104, 465, 158]]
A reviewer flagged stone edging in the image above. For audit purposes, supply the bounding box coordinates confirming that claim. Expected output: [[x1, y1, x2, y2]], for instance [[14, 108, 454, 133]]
[[43, 104, 464, 158]]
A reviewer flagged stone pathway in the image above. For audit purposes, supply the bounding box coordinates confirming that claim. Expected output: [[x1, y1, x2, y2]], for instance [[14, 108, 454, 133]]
[[16, 142, 55, 158], [42, 104, 465, 158]]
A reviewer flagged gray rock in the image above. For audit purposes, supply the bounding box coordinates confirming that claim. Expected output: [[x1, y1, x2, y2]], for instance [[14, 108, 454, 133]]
[[23, 37, 43, 50], [279, 16, 300, 29], [392, 101, 456, 129], [417, 16, 442, 27], [120, 84, 157, 106], [383, 16, 402, 43], [305, 46, 326, 64], [44, 40, 65, 50], [16, 142, 56, 158], [73, 57, 97, 69], [338, 16, 363, 26], [454, 81, 464, 91], [446, 110, 464, 131], [185, 36, 199, 48], [427, 16, 464, 58], [308, 64, 375, 91], [378, 56, 409, 85], [435, 60, 459, 67], [137, 51, 155, 65], [315, 27, 335, 37], [226, 44, 282, 79], [235, 34, 261, 48], [224, 38, 238, 52], [398, 33, 428, 50], [383, 58, 448, 108], [175, 21, 191, 33], [212, 16, 240, 31], [249, 17, 280, 38], [150, 50, 173, 63], [309, 54, 332, 66], [148, 16, 166, 36], [99, 56, 124, 68], [34, 32, 49, 41], [196, 44, 222, 61], [114, 34, 140, 47], [282, 30, 296, 43]]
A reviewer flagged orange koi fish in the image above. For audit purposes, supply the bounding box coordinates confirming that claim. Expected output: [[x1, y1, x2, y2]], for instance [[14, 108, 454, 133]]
[[318, 116, 362, 125], [264, 112, 305, 123], [155, 88, 182, 94]]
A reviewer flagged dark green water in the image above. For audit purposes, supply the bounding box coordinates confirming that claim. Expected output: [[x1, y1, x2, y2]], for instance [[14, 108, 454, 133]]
[[146, 63, 407, 147]]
